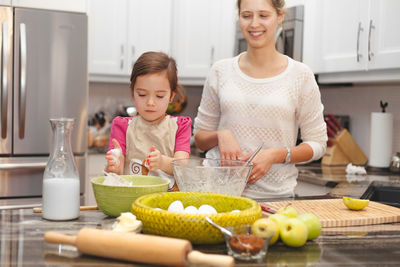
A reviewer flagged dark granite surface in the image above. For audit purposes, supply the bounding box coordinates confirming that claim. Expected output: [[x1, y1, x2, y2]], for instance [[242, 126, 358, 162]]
[[1, 207, 400, 266], [296, 163, 400, 200], [0, 209, 400, 266], [2, 164, 400, 266]]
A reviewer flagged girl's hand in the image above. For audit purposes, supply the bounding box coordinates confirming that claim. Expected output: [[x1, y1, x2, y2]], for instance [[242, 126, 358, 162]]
[[105, 139, 124, 174], [217, 129, 242, 160], [146, 145, 163, 171], [240, 149, 274, 184]]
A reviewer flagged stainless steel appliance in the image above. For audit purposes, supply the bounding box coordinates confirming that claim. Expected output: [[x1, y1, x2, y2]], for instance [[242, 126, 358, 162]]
[[235, 5, 304, 61], [0, 7, 88, 204]]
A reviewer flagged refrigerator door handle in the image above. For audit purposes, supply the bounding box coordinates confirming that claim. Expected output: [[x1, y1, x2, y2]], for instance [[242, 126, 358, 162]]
[[0, 162, 47, 170], [19, 23, 27, 139], [1, 22, 8, 139]]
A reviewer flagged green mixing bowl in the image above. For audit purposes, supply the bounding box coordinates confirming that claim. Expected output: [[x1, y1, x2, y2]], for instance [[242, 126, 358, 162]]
[[91, 175, 170, 217]]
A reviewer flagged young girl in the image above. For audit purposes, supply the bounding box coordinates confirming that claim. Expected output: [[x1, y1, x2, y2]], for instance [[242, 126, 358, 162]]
[[105, 52, 191, 190], [194, 0, 327, 199]]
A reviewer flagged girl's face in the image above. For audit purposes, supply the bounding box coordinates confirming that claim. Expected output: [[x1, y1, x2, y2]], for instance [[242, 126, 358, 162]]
[[239, 0, 284, 50], [132, 71, 175, 123]]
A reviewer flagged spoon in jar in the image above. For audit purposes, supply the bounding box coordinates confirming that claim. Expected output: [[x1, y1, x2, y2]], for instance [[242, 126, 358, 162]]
[[205, 216, 252, 249]]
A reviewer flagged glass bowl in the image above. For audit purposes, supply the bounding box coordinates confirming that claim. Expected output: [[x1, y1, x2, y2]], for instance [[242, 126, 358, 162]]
[[224, 224, 274, 262], [171, 158, 252, 196]]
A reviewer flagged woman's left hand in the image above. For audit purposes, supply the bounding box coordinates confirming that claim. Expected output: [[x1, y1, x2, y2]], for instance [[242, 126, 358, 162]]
[[240, 149, 274, 184]]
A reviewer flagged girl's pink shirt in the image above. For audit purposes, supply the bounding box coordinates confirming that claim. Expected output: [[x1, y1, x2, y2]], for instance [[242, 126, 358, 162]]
[[108, 115, 192, 155]]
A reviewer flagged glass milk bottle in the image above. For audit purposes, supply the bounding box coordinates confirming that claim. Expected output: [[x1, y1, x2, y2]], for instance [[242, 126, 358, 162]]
[[42, 118, 80, 220]]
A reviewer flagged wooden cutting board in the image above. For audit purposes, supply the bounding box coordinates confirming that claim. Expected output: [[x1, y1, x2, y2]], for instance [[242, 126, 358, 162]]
[[262, 199, 400, 228]]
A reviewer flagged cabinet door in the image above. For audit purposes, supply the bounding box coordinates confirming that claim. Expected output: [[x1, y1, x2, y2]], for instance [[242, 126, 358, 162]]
[[173, 0, 236, 80], [88, 0, 129, 75], [315, 0, 369, 73], [367, 0, 400, 70], [127, 0, 172, 72]]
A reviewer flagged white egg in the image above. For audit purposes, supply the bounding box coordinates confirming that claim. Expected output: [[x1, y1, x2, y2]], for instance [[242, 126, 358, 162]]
[[184, 206, 198, 214], [167, 200, 184, 212], [231, 210, 240, 213], [198, 204, 217, 214]]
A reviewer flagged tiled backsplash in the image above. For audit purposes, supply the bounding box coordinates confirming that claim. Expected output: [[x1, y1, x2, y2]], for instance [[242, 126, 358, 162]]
[[89, 81, 400, 158]]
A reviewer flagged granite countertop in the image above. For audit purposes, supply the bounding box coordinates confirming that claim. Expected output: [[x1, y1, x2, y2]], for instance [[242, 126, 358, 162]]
[[2, 164, 400, 266], [2, 207, 400, 266], [296, 162, 400, 199]]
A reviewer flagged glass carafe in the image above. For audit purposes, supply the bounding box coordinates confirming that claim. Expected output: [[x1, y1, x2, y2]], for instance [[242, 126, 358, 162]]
[[42, 118, 80, 220]]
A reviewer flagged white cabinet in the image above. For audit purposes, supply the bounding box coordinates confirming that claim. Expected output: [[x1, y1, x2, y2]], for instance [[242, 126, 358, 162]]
[[127, 0, 172, 67], [172, 0, 236, 84], [367, 1, 400, 70], [88, 0, 171, 81], [304, 0, 400, 83], [88, 0, 128, 77], [88, 0, 236, 85], [11, 0, 87, 13]]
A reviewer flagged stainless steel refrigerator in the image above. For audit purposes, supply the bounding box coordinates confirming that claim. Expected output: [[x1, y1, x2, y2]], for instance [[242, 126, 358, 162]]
[[0, 7, 88, 205]]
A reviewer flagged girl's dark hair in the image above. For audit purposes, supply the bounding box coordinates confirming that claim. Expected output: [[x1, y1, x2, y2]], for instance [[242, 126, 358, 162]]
[[130, 51, 184, 100], [237, 0, 285, 15]]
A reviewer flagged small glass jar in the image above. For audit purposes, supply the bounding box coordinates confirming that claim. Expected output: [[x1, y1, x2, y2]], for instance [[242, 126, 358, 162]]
[[42, 118, 80, 220], [224, 224, 273, 262]]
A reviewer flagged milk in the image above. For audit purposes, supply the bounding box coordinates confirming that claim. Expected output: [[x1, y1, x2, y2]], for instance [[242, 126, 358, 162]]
[[42, 178, 80, 220]]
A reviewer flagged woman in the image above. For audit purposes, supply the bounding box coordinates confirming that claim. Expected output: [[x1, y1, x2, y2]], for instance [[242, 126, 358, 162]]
[[194, 0, 327, 199]]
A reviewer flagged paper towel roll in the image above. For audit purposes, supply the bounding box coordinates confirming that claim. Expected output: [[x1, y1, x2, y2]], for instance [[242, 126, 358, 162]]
[[369, 112, 393, 168]]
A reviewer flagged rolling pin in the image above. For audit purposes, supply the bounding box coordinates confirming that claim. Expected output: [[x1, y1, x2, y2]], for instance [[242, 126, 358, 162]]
[[44, 228, 234, 267]]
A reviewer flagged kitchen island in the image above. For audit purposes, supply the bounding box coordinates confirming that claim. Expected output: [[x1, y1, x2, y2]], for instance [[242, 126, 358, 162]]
[[2, 164, 400, 266], [2, 207, 400, 266]]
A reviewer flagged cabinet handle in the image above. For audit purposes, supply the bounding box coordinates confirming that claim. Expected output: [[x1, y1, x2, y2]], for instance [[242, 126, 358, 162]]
[[368, 20, 375, 61], [1, 22, 9, 139], [120, 45, 124, 70], [356, 22, 363, 62], [19, 23, 27, 139], [0, 162, 46, 170], [210, 46, 215, 66]]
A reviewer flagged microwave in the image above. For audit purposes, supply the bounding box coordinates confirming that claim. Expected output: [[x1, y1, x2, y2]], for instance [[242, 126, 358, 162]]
[[235, 5, 304, 62]]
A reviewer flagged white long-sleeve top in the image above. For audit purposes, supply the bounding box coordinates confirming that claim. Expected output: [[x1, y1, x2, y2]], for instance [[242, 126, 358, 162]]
[[194, 54, 327, 199]]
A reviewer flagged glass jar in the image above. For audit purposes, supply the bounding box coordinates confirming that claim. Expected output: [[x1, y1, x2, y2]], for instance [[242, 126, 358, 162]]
[[42, 118, 80, 220]]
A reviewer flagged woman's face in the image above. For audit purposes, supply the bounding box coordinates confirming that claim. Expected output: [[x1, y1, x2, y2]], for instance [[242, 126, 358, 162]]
[[239, 0, 284, 50], [132, 71, 175, 123]]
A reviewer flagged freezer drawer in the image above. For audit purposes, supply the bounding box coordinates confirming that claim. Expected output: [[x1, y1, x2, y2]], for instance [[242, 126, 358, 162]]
[[0, 156, 86, 198]]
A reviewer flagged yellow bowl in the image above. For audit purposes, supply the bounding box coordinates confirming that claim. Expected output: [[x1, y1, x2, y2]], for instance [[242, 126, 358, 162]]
[[131, 192, 262, 244], [91, 175, 169, 217]]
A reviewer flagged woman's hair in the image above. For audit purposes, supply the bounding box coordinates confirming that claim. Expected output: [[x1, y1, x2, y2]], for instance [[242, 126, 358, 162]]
[[130, 51, 184, 100], [237, 0, 285, 15]]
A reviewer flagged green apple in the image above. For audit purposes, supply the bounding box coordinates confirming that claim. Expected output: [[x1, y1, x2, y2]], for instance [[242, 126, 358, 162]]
[[276, 205, 298, 218], [280, 218, 308, 247], [268, 213, 289, 228], [251, 218, 279, 245], [298, 213, 321, 240]]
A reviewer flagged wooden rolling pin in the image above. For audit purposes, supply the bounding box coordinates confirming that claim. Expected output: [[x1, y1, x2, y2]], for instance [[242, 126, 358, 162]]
[[44, 228, 234, 267], [33, 206, 98, 213]]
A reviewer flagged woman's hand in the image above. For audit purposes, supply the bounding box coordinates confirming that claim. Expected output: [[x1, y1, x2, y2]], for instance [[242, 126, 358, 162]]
[[240, 149, 275, 184], [217, 129, 242, 160], [146, 145, 163, 171], [105, 139, 125, 174]]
